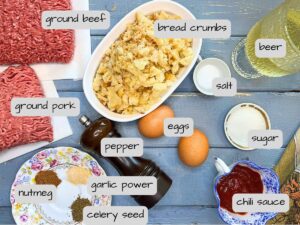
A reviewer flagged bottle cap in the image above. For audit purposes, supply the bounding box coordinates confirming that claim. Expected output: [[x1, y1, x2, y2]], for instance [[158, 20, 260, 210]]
[[79, 115, 91, 127]]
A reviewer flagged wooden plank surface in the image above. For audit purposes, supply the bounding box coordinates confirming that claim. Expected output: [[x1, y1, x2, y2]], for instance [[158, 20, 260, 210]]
[[89, 0, 284, 36], [1, 0, 299, 224], [0, 206, 224, 224], [0, 147, 284, 207], [25, 91, 300, 149], [54, 37, 300, 92], [0, 90, 298, 222]]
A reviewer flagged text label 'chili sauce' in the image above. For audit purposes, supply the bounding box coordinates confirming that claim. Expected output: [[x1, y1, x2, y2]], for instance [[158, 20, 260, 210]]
[[216, 164, 264, 214]]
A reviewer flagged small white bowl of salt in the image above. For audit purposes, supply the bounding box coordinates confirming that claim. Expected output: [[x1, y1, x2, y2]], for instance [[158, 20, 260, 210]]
[[193, 57, 231, 95]]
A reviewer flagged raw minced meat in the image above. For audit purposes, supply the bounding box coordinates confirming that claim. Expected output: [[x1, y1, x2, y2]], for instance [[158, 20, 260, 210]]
[[0, 0, 74, 64], [0, 65, 53, 151]]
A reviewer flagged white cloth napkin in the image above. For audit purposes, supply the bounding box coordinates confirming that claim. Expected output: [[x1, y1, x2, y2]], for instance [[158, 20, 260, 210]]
[[0, 0, 91, 81], [0, 81, 73, 163]]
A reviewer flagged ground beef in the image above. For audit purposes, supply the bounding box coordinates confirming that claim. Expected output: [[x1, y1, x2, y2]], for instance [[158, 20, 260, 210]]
[[0, 0, 74, 64], [0, 65, 53, 151]]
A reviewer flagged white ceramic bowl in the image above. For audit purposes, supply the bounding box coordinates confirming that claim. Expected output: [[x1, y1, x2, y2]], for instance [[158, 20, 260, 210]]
[[193, 58, 231, 96], [224, 103, 271, 150], [83, 0, 202, 122]]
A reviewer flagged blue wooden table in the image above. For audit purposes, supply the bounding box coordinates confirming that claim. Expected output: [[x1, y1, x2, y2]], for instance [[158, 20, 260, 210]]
[[1, 0, 300, 224]]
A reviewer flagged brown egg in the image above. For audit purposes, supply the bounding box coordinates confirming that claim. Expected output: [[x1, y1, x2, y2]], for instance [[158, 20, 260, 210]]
[[178, 129, 209, 167], [138, 105, 174, 138]]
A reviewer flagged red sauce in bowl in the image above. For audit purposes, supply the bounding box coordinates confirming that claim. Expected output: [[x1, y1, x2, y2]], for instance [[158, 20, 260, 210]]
[[216, 164, 263, 215]]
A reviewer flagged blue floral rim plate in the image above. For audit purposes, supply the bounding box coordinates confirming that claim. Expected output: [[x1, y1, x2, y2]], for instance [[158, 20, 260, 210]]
[[214, 160, 280, 225]]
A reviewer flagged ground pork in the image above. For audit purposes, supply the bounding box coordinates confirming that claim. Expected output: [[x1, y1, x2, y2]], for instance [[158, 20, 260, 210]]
[[0, 65, 53, 151]]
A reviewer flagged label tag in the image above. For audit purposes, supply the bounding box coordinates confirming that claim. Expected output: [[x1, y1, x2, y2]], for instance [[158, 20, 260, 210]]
[[83, 206, 148, 225], [88, 176, 157, 196], [42, 10, 110, 29], [248, 129, 283, 149], [213, 78, 237, 96], [164, 118, 194, 137], [101, 138, 143, 157], [154, 20, 231, 39], [255, 39, 286, 58], [11, 97, 80, 117], [232, 194, 289, 213], [14, 185, 56, 204]]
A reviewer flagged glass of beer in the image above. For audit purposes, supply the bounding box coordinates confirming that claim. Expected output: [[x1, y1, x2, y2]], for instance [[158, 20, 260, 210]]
[[232, 0, 300, 79]]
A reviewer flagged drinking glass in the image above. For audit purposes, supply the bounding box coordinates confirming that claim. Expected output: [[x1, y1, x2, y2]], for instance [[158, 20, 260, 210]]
[[232, 0, 300, 79]]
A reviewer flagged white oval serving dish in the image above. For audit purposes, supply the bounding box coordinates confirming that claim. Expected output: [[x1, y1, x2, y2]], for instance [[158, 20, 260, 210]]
[[83, 0, 202, 122]]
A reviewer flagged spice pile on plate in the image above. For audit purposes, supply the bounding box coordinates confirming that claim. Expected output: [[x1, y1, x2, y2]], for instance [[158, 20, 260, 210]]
[[71, 196, 92, 222], [35, 170, 61, 187], [34, 165, 94, 223], [67, 166, 92, 185], [11, 137, 110, 225]]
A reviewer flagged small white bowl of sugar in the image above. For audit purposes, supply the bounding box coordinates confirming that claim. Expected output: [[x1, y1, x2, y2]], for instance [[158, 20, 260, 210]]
[[193, 58, 231, 95]]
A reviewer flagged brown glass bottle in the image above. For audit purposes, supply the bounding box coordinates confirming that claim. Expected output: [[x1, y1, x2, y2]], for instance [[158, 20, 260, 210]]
[[79, 115, 172, 208]]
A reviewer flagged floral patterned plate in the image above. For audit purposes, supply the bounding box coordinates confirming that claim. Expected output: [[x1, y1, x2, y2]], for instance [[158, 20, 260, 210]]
[[10, 147, 112, 225]]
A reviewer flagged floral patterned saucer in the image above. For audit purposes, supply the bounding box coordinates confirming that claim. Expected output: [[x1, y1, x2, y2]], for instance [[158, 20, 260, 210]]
[[10, 147, 112, 225]]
